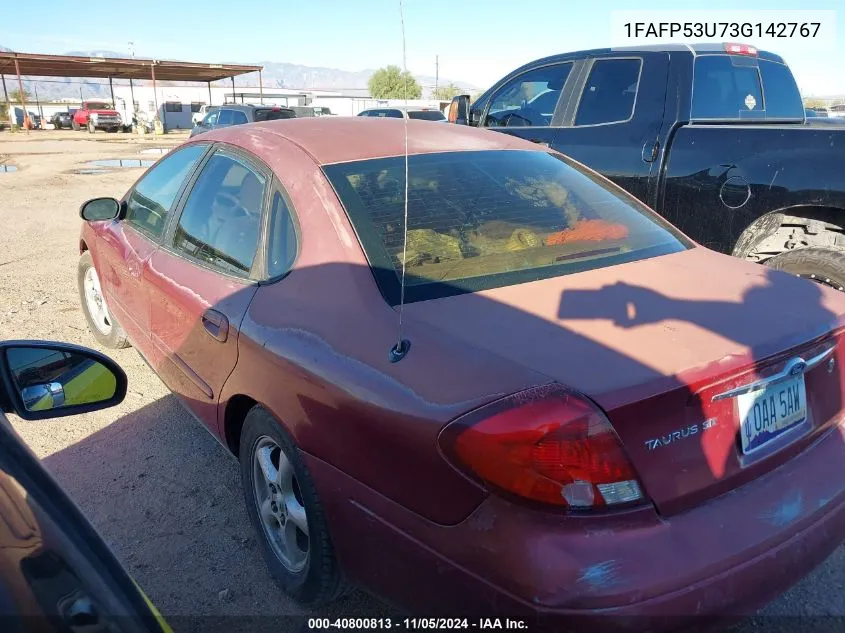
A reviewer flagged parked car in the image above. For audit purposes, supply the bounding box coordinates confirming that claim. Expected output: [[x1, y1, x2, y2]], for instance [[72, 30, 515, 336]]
[[0, 339, 170, 632], [449, 42, 845, 288], [77, 118, 845, 631], [13, 108, 41, 129], [290, 106, 335, 118], [190, 104, 296, 137], [50, 111, 73, 129], [192, 104, 218, 127], [357, 106, 446, 121], [72, 101, 122, 133]]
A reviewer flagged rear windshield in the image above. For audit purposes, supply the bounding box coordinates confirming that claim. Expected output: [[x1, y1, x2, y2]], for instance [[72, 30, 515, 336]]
[[324, 150, 689, 304], [254, 108, 295, 121], [691, 55, 803, 121], [407, 110, 446, 121]]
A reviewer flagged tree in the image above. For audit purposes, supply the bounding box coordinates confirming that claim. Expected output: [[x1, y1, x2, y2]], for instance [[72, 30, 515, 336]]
[[9, 87, 31, 104], [368, 65, 421, 99], [433, 82, 462, 101], [803, 98, 827, 109]]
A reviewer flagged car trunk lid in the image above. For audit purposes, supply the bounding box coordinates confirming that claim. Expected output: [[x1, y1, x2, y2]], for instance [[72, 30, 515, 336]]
[[404, 247, 845, 514]]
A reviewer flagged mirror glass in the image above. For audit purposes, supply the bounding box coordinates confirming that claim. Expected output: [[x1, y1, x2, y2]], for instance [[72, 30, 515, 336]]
[[81, 198, 120, 222], [6, 346, 118, 412]]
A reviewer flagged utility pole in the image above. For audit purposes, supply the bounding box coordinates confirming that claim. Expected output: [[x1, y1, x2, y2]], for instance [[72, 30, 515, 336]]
[[435, 55, 439, 96]]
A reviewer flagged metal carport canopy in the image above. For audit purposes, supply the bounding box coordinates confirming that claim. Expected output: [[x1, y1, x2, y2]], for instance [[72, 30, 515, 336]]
[[0, 51, 262, 82]]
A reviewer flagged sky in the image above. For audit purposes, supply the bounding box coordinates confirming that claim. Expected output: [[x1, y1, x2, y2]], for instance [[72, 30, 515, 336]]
[[1, 0, 843, 96]]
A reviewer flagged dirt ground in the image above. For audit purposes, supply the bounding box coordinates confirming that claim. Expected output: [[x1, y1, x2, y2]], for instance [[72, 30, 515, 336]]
[[0, 129, 842, 632]]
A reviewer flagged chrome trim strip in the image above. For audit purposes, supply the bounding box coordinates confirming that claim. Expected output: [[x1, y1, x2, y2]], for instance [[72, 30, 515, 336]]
[[712, 346, 835, 402]]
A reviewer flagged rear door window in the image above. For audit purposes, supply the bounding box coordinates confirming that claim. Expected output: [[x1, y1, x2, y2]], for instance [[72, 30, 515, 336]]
[[231, 110, 249, 125], [758, 59, 803, 119], [217, 109, 234, 126], [407, 110, 446, 121], [574, 58, 641, 126], [173, 151, 266, 276], [254, 108, 295, 121], [324, 150, 688, 304], [691, 55, 768, 120], [124, 144, 207, 239], [484, 63, 572, 127]]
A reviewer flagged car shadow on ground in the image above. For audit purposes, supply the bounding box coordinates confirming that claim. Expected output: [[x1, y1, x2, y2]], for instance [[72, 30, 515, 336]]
[[41, 258, 845, 633], [41, 394, 399, 633]]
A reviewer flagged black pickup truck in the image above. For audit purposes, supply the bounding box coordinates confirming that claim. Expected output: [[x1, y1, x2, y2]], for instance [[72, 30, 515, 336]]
[[450, 43, 845, 289]]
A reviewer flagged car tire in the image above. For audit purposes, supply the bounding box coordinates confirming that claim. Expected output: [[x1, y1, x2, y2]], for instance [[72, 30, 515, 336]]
[[766, 247, 845, 292], [87, 121, 95, 133], [77, 252, 131, 349], [72, 120, 80, 131], [239, 406, 346, 605]]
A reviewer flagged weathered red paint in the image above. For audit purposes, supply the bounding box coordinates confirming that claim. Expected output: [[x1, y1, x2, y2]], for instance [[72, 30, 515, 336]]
[[80, 119, 845, 630]]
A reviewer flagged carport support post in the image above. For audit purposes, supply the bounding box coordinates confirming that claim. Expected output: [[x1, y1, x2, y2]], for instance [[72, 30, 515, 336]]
[[259, 70, 264, 104], [129, 78, 135, 111], [13, 57, 28, 134], [150, 63, 159, 121], [1, 74, 12, 130], [108, 76, 115, 106], [231, 76, 236, 104], [207, 81, 212, 106]]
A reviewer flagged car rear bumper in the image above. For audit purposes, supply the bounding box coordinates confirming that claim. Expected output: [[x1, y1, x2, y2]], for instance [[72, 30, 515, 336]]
[[307, 424, 845, 632]]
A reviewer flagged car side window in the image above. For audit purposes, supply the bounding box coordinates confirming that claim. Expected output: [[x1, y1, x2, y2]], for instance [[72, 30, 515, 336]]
[[172, 151, 266, 277], [231, 110, 249, 125], [484, 63, 572, 128], [574, 58, 642, 126], [202, 111, 218, 127], [266, 190, 298, 278], [124, 144, 207, 238], [217, 109, 234, 126]]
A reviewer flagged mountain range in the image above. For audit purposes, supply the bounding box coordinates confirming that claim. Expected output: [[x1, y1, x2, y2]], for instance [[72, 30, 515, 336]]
[[1, 47, 478, 101]]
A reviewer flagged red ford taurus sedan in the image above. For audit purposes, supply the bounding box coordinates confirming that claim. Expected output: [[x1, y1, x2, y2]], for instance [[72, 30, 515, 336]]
[[76, 118, 845, 631]]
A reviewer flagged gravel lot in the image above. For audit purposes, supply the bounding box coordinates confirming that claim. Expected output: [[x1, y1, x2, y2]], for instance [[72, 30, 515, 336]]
[[0, 129, 842, 632]]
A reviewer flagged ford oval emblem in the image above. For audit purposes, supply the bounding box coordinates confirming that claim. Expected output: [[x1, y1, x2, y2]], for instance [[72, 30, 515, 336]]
[[789, 360, 808, 376]]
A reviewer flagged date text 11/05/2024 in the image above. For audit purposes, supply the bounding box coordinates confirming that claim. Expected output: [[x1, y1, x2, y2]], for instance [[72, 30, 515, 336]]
[[308, 619, 529, 631]]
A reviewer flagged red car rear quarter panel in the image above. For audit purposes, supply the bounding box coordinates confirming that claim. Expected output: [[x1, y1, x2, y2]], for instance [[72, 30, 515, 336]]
[[216, 133, 551, 524]]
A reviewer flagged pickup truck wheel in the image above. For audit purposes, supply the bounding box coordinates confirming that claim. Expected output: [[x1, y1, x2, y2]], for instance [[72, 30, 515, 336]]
[[87, 121, 95, 134], [71, 120, 80, 131], [240, 406, 346, 606], [78, 252, 131, 348], [766, 247, 845, 292]]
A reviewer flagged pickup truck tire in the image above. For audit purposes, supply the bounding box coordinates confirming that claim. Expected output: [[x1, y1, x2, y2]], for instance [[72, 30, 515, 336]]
[[71, 120, 80, 131], [766, 247, 845, 292], [78, 252, 131, 349]]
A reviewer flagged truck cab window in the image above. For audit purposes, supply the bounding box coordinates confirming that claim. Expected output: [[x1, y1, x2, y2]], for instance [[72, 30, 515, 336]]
[[691, 55, 766, 120], [484, 63, 572, 128], [574, 59, 641, 126]]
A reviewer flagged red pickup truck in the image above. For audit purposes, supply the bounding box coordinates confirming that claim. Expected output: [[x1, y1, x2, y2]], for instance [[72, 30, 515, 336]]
[[72, 101, 123, 133]]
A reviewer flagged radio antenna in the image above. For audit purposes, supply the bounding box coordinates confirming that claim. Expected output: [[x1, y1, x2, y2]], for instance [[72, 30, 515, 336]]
[[389, 0, 411, 363]]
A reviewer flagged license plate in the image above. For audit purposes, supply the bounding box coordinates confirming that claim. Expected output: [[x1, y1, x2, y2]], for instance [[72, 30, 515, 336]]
[[737, 375, 806, 454]]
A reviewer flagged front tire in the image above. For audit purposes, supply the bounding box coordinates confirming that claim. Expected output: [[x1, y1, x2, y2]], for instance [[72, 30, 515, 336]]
[[77, 252, 130, 348], [87, 121, 95, 133], [766, 247, 845, 292], [239, 406, 345, 605], [72, 120, 80, 131]]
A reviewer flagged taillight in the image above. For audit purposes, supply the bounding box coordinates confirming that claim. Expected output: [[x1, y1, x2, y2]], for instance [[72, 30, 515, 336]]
[[438, 386, 646, 510], [724, 42, 758, 56]]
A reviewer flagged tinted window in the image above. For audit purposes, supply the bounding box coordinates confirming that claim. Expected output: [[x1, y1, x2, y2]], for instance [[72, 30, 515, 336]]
[[267, 191, 298, 277], [173, 152, 265, 276], [691, 55, 766, 120], [191, 102, 204, 113], [485, 63, 572, 127], [86, 102, 110, 110], [758, 59, 803, 119], [360, 109, 402, 118], [324, 150, 687, 304], [407, 110, 446, 121], [165, 102, 182, 113], [574, 59, 641, 126], [218, 109, 234, 125], [254, 108, 295, 121], [125, 144, 207, 238], [231, 110, 249, 125]]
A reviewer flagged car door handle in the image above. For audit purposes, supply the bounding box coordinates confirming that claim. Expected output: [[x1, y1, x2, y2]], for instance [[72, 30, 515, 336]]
[[202, 309, 229, 343]]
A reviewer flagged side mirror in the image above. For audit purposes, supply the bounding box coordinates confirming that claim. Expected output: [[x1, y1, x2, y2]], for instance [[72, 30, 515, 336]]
[[0, 341, 127, 420], [80, 197, 121, 222], [448, 95, 471, 125]]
